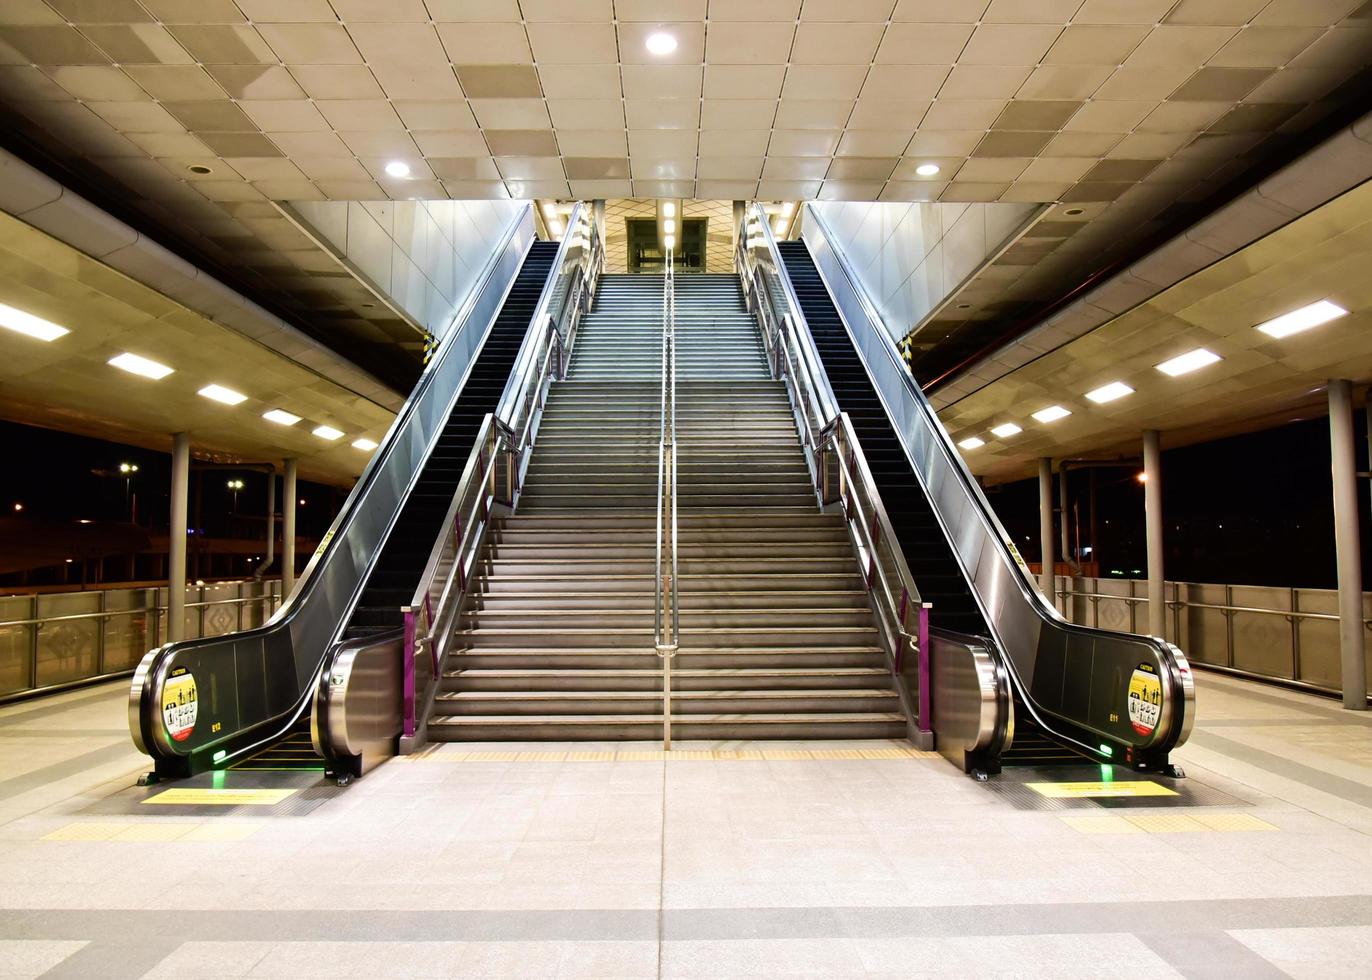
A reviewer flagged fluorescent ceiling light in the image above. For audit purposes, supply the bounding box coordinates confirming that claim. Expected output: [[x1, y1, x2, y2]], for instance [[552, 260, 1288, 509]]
[[664, 234, 675, 249], [1085, 381, 1134, 404], [108, 352, 173, 380], [663, 218, 675, 233], [1156, 347, 1221, 377], [662, 201, 676, 217], [990, 422, 1021, 438], [352, 438, 378, 451], [915, 163, 940, 176], [313, 425, 343, 441], [263, 409, 300, 426], [1255, 299, 1348, 338], [782, 201, 796, 216], [645, 32, 677, 55], [1031, 405, 1071, 424], [541, 201, 557, 217], [197, 383, 247, 405], [384, 160, 410, 178], [0, 303, 68, 342], [958, 437, 984, 450]]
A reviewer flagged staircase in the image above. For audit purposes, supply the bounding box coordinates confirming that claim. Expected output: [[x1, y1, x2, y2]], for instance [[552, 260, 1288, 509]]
[[429, 271, 906, 741]]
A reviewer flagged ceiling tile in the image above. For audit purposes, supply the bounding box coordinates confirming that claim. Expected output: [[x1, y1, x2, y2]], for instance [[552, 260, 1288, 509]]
[[993, 99, 1082, 130], [617, 22, 706, 64], [1060, 180, 1133, 201], [81, 23, 194, 63], [790, 23, 885, 64], [235, 0, 335, 21], [139, 1, 246, 23], [874, 23, 974, 63], [1169, 66, 1272, 99], [703, 64, 787, 99], [1137, 99, 1232, 131], [455, 64, 542, 99], [773, 100, 853, 129], [315, 99, 404, 130], [959, 24, 1064, 65], [526, 23, 618, 63], [1043, 25, 1151, 64], [757, 178, 823, 198], [369, 62, 464, 100], [705, 22, 795, 63], [698, 129, 770, 154], [920, 99, 1005, 130], [44, 65, 145, 100], [206, 65, 306, 100], [1164, 0, 1269, 25], [860, 65, 950, 100], [939, 65, 1033, 98], [0, 25, 112, 63], [521, 0, 614, 21], [293, 156, 371, 180], [819, 179, 884, 200], [332, 0, 431, 19], [709, 0, 801, 20], [696, 179, 759, 198], [482, 129, 559, 155], [620, 65, 703, 100], [1063, 99, 1154, 133], [615, 1, 708, 20], [88, 99, 184, 132], [289, 65, 385, 99], [1094, 63, 1197, 99], [563, 156, 631, 178], [767, 129, 842, 155], [1042, 130, 1124, 155], [846, 99, 930, 130], [1015, 64, 1114, 99], [1020, 155, 1096, 181], [762, 156, 830, 178], [391, 100, 479, 129], [1083, 157, 1162, 180], [469, 98, 552, 128], [269, 131, 351, 156], [941, 181, 1009, 201], [624, 99, 700, 128], [881, 180, 948, 200], [1209, 26, 1325, 66], [568, 178, 633, 197], [906, 130, 983, 155], [546, 99, 625, 128], [627, 129, 698, 156], [237, 99, 329, 132], [434, 23, 532, 63], [891, 0, 990, 19], [536, 65, 621, 99], [983, 0, 1082, 21], [801, 0, 900, 20], [696, 156, 764, 179], [1126, 25, 1238, 65], [826, 156, 898, 180], [699, 99, 778, 129], [163, 99, 257, 131], [494, 156, 565, 180], [1073, 0, 1176, 22], [556, 129, 628, 155], [198, 132, 285, 156], [836, 130, 912, 156], [337, 131, 420, 156], [411, 130, 489, 154], [781, 66, 870, 100], [254, 24, 361, 63], [436, 179, 508, 198], [632, 179, 695, 196], [973, 130, 1053, 156]]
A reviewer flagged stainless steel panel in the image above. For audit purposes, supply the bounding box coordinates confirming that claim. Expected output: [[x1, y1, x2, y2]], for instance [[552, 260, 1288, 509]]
[[1231, 585, 1293, 679], [1094, 579, 1135, 635], [103, 588, 155, 672], [0, 596, 32, 695], [1295, 587, 1341, 688], [35, 591, 99, 687]]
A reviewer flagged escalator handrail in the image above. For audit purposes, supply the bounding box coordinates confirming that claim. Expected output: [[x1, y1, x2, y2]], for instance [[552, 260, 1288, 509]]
[[129, 203, 536, 772], [798, 203, 1194, 761]]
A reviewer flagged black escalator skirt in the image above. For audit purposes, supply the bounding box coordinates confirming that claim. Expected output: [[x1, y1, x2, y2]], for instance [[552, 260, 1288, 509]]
[[219, 241, 560, 773], [343, 240, 560, 644], [776, 240, 1084, 768]]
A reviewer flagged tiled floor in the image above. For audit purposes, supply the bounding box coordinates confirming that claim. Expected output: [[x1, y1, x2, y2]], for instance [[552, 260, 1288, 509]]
[[0, 672, 1370, 978]]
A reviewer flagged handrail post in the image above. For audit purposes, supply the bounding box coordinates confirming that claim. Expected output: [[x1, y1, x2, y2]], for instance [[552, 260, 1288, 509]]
[[402, 605, 416, 739], [917, 603, 932, 739]]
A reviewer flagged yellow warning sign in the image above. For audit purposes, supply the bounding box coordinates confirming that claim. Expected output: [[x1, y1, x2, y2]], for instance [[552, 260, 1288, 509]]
[[142, 788, 297, 806], [1027, 780, 1178, 799]]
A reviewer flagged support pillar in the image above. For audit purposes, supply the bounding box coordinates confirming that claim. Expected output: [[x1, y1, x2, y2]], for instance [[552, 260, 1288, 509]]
[[283, 459, 298, 594], [1058, 463, 1070, 567], [264, 469, 276, 570], [1329, 380, 1367, 708], [168, 432, 189, 642], [1142, 430, 1165, 638], [1038, 458, 1055, 601]]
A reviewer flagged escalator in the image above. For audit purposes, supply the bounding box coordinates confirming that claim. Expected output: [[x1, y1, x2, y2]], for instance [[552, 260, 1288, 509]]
[[772, 230, 1191, 775], [128, 203, 572, 780]]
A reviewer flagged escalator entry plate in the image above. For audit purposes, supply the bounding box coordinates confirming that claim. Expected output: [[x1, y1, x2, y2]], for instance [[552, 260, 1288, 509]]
[[980, 765, 1247, 811], [1028, 781, 1176, 799]]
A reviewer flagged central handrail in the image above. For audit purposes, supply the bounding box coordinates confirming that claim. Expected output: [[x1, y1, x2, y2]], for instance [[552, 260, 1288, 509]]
[[736, 205, 931, 746], [654, 247, 678, 749]]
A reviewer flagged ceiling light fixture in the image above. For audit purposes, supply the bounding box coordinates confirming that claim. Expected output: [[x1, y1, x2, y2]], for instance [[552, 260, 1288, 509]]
[[990, 422, 1021, 438], [958, 437, 984, 450], [1155, 347, 1221, 377], [0, 303, 68, 342], [1085, 381, 1134, 404], [782, 201, 796, 216], [645, 32, 678, 55], [313, 425, 344, 441], [384, 160, 411, 178], [108, 352, 173, 380], [664, 234, 675, 249], [263, 409, 301, 426], [915, 163, 940, 177], [352, 438, 378, 451], [1031, 405, 1071, 424], [541, 201, 557, 217], [663, 218, 675, 233], [197, 383, 247, 405], [1255, 299, 1348, 338]]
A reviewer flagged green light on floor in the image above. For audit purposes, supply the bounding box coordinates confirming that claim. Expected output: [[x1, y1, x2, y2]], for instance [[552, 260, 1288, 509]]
[[212, 749, 227, 763], [1100, 764, 1113, 783], [211, 770, 226, 789], [1098, 743, 1113, 758]]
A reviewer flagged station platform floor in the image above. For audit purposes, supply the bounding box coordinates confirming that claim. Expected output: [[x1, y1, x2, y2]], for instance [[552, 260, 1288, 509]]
[[0, 673, 1369, 979]]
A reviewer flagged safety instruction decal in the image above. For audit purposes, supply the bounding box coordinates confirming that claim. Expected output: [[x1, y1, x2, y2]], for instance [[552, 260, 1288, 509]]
[[1028, 781, 1177, 799], [163, 667, 198, 743], [1127, 662, 1162, 736]]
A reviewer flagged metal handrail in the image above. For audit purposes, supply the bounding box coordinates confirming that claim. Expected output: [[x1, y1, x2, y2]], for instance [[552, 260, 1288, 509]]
[[735, 207, 930, 741], [654, 247, 678, 749], [393, 204, 601, 744]]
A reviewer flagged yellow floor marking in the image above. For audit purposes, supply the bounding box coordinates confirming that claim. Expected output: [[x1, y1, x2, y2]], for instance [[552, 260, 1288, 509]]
[[1125, 814, 1209, 833], [181, 822, 263, 842], [142, 788, 297, 806], [1192, 812, 1278, 832], [463, 751, 520, 762], [43, 823, 130, 841], [613, 751, 665, 761], [111, 823, 194, 842], [519, 751, 568, 762], [860, 747, 916, 759], [1059, 815, 1144, 835], [665, 750, 714, 760], [1028, 780, 1179, 799], [761, 750, 814, 760]]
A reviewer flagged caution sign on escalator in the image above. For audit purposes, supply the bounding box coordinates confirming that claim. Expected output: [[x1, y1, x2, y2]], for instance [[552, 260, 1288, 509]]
[[1127, 662, 1162, 736], [163, 667, 198, 743]]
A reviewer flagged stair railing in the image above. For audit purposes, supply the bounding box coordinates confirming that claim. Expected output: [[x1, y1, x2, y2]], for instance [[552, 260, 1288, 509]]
[[331, 203, 604, 759], [735, 204, 932, 746], [654, 246, 679, 749]]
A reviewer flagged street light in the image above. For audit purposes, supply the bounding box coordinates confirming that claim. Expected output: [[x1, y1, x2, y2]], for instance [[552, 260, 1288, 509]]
[[119, 462, 139, 522], [227, 478, 245, 513]]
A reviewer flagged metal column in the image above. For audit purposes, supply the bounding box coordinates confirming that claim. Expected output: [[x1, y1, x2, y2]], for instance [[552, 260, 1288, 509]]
[[1038, 458, 1055, 600], [1143, 429, 1165, 639], [1058, 463, 1070, 566], [1329, 380, 1367, 709], [264, 468, 276, 570], [168, 432, 189, 642], [283, 458, 298, 594]]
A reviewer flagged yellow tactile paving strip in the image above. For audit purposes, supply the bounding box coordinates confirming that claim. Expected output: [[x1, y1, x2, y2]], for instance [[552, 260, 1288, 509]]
[[1060, 813, 1278, 835], [43, 821, 262, 842], [404, 746, 940, 763]]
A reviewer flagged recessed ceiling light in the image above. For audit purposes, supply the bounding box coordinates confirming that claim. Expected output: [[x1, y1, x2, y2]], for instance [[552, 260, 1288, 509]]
[[1085, 381, 1134, 404], [990, 422, 1021, 438], [352, 438, 378, 451], [1255, 299, 1348, 338], [187, 164, 213, 175], [198, 383, 247, 405], [958, 437, 984, 450], [662, 201, 676, 217], [915, 163, 940, 177], [1031, 405, 1071, 424], [1156, 347, 1221, 377], [645, 32, 678, 55], [108, 352, 173, 380], [1064, 207, 1085, 216], [313, 425, 343, 441], [0, 303, 68, 341], [663, 218, 675, 233], [664, 234, 675, 249], [384, 160, 411, 178], [263, 409, 300, 426]]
